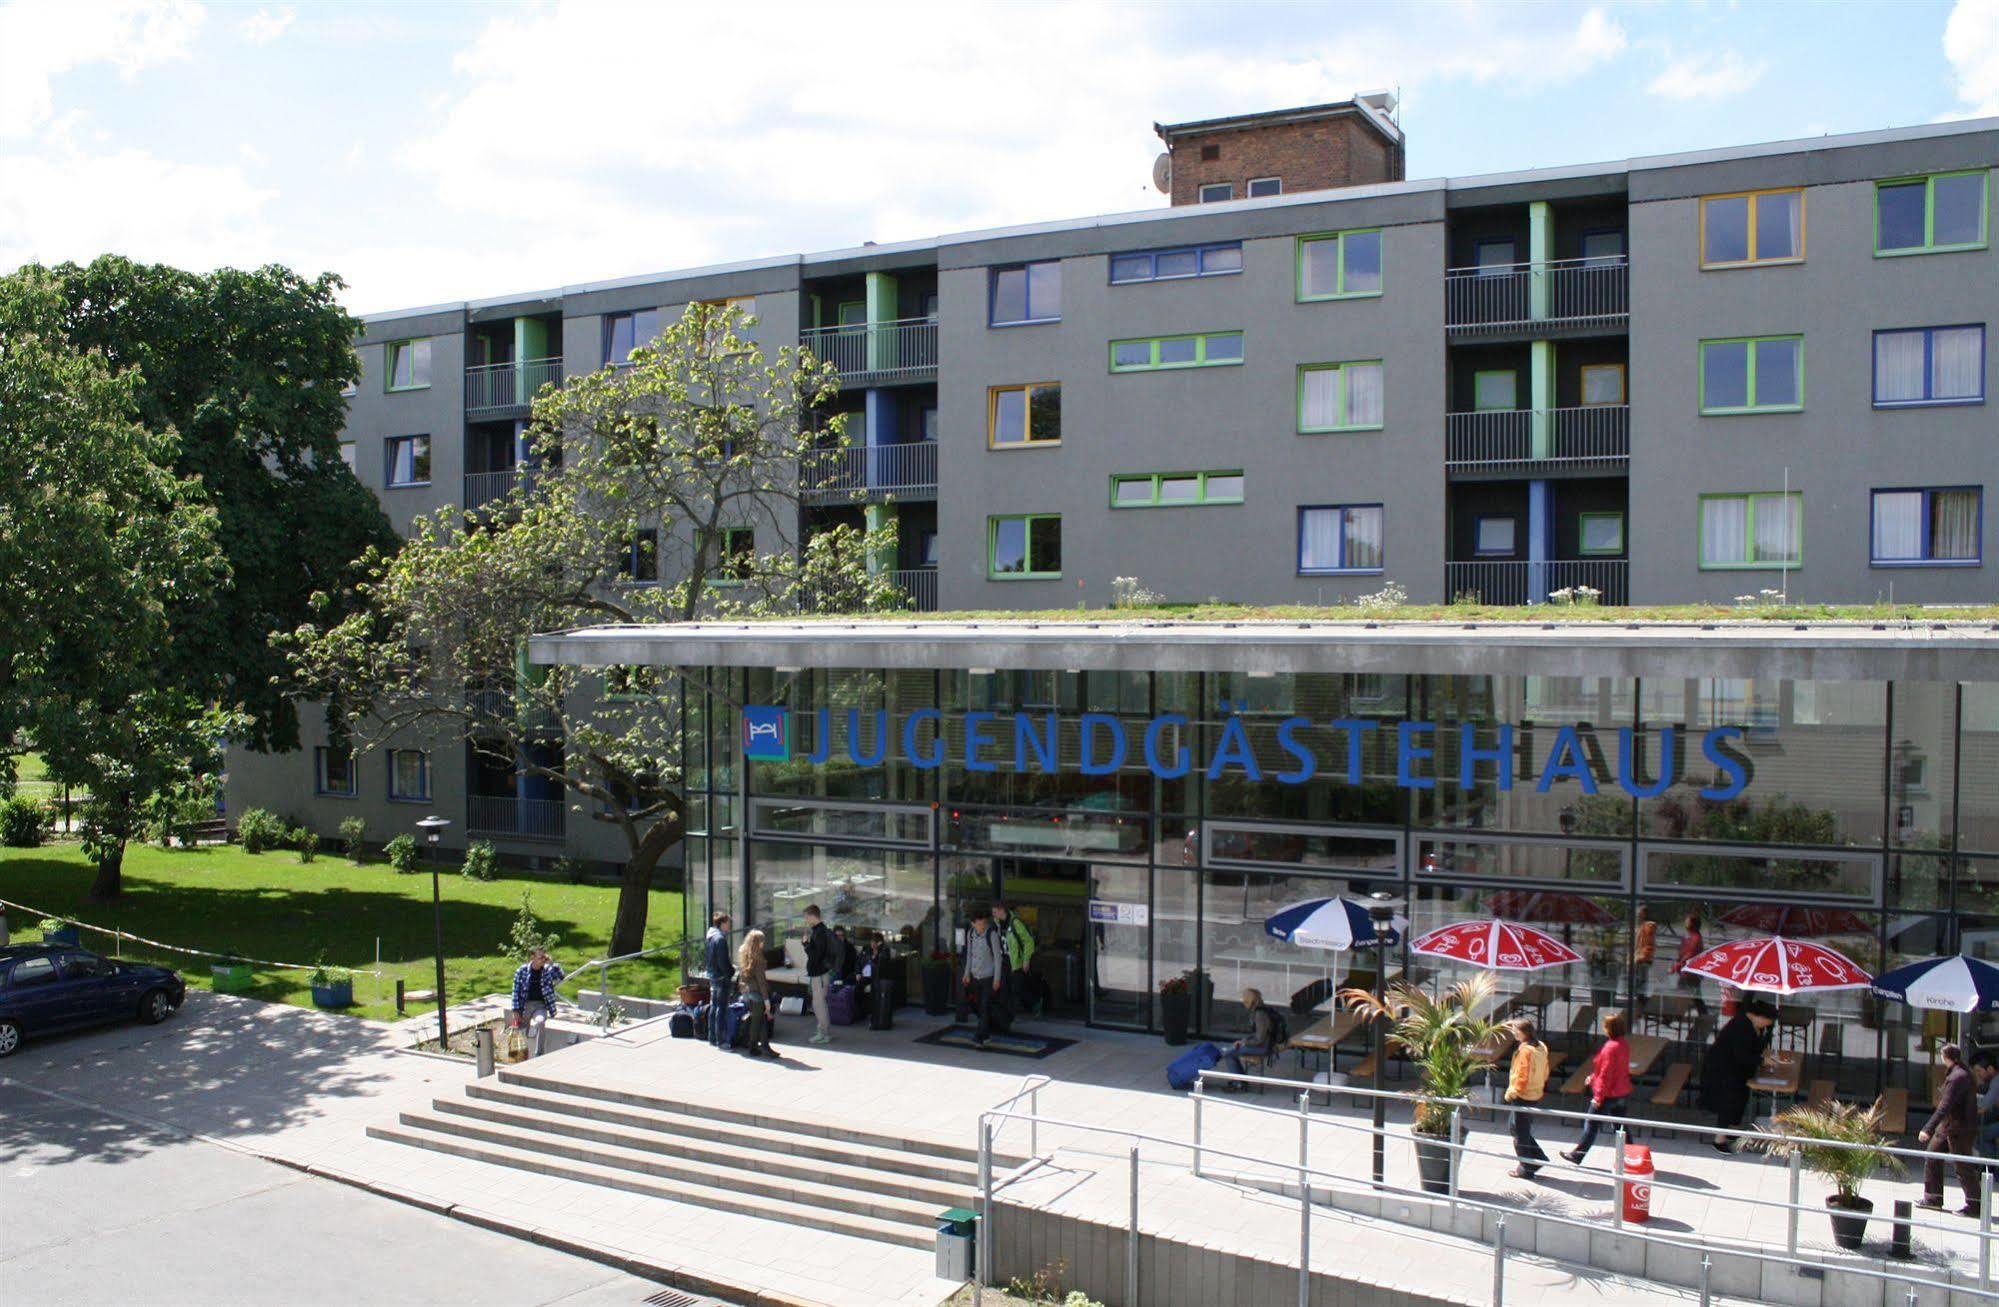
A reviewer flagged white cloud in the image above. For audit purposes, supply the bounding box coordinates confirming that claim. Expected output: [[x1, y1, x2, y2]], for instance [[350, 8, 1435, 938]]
[[0, 0, 206, 139], [1943, 0, 1999, 117], [0, 143, 273, 271], [1647, 50, 1768, 101], [240, 4, 292, 45]]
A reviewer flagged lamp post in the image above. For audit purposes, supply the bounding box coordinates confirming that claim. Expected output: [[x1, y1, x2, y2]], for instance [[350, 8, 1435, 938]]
[[416, 815, 451, 1047], [1368, 891, 1399, 1188]]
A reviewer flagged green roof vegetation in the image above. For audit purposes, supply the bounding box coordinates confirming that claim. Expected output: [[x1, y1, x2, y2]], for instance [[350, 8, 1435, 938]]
[[791, 601, 1999, 626]]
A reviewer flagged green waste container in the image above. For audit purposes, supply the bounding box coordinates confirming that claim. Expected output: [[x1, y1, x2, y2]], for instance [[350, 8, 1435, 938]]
[[936, 1206, 976, 1281]]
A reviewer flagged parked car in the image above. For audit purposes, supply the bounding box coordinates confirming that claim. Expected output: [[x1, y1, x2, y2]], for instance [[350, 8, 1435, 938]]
[[0, 944, 185, 1057]]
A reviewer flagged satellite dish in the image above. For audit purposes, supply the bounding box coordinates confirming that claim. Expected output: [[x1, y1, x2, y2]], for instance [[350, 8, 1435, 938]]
[[1151, 152, 1172, 194]]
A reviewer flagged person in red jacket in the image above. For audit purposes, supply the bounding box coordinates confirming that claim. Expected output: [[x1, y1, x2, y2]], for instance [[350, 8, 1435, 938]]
[[1563, 1010, 1633, 1166]]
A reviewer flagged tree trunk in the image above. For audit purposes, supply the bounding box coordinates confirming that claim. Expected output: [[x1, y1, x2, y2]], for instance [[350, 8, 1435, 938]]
[[609, 814, 685, 957], [88, 837, 126, 901]]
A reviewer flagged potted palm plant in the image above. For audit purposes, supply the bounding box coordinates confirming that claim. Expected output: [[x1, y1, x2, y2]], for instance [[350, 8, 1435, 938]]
[[1769, 1100, 1901, 1251], [1341, 972, 1502, 1195]]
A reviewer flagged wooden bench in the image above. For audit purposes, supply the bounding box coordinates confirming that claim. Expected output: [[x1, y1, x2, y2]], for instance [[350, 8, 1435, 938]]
[[1347, 1052, 1379, 1080], [1559, 1062, 1594, 1097], [1650, 1062, 1693, 1108], [1879, 1087, 1909, 1136], [1807, 1079, 1835, 1109]]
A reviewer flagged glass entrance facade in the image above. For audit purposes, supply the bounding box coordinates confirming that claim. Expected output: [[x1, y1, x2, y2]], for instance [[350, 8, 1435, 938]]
[[679, 665, 1999, 1108]]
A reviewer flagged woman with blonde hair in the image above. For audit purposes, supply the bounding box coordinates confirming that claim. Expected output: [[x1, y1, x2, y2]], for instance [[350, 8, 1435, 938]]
[[735, 928, 776, 1058]]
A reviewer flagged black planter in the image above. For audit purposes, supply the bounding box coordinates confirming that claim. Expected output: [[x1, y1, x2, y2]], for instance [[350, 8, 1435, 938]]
[[1160, 988, 1191, 1046], [1413, 1136, 1456, 1195], [920, 966, 952, 1016], [1827, 1194, 1873, 1251]]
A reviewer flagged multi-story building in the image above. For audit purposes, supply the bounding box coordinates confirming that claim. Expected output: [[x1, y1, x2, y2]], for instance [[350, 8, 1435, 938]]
[[240, 105, 1997, 863]]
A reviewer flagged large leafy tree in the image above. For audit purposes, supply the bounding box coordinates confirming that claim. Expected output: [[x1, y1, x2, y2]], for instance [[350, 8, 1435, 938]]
[[40, 256, 396, 751], [0, 268, 238, 898], [284, 304, 901, 953]]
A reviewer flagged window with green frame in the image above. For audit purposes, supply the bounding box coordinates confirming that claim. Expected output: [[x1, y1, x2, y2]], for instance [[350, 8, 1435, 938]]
[[385, 338, 432, 391], [1699, 336, 1803, 414], [988, 514, 1061, 578], [1108, 331, 1243, 373], [705, 526, 753, 584], [1875, 170, 1989, 255], [1109, 470, 1244, 508], [1699, 492, 1801, 569], [1578, 512, 1625, 555], [1297, 361, 1385, 432], [1296, 229, 1383, 300]]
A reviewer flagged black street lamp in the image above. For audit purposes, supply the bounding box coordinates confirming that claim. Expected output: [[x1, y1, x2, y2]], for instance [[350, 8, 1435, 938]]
[[415, 815, 451, 1047], [1367, 891, 1400, 1188]]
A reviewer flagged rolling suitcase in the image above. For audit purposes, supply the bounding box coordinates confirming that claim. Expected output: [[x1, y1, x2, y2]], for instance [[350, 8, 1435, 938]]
[[869, 979, 894, 1030], [827, 982, 858, 1027]]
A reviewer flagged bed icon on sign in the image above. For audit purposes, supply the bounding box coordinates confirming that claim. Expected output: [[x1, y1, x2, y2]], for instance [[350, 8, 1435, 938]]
[[742, 706, 790, 761]]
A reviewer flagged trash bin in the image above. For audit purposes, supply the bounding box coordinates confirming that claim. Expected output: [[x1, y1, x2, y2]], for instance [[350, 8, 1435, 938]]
[[1621, 1143, 1653, 1223], [935, 1206, 976, 1280]]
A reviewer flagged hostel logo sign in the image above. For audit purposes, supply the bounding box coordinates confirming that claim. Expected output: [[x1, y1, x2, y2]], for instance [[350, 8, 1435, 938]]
[[742, 705, 791, 761]]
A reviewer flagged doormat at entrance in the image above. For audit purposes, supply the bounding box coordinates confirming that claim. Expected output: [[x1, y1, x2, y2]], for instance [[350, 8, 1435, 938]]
[[914, 1025, 1076, 1059]]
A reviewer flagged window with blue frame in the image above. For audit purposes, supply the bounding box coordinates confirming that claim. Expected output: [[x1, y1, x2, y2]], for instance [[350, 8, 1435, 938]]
[[388, 749, 431, 802], [1871, 487, 1981, 566], [1873, 325, 1985, 407], [619, 529, 659, 583], [990, 261, 1062, 326], [314, 745, 356, 797], [384, 434, 430, 487], [1108, 241, 1243, 285], [1297, 504, 1384, 574], [603, 308, 661, 364]]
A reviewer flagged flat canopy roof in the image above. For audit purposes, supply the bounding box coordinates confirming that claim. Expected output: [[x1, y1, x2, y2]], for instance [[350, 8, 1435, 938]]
[[528, 620, 1999, 684]]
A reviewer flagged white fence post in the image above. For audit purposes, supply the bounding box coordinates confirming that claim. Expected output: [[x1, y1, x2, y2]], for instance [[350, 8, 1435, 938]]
[[1128, 1145, 1140, 1306], [1298, 1090, 1311, 1307], [1786, 1149, 1801, 1256]]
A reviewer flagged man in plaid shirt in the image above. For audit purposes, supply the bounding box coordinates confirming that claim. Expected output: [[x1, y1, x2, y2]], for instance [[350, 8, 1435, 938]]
[[509, 947, 564, 1057]]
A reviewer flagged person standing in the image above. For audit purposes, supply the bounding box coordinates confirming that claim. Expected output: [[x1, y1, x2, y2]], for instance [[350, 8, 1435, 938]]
[[1920, 1043, 1982, 1216], [1671, 912, 1708, 1016], [993, 900, 1038, 1017], [735, 928, 776, 1058], [803, 905, 835, 1046], [1562, 1011, 1633, 1166], [1700, 1000, 1774, 1151], [961, 909, 1005, 1049], [703, 912, 735, 1049], [1973, 1053, 1999, 1160], [1503, 1017, 1551, 1179], [1631, 906, 1658, 1002], [1219, 988, 1278, 1083], [508, 947, 564, 1058]]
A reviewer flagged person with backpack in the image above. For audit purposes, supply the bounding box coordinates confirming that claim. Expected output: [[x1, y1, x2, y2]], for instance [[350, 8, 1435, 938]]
[[1502, 1017, 1551, 1179], [803, 904, 835, 1046], [961, 909, 1006, 1049], [702, 912, 734, 1049], [1219, 988, 1282, 1086], [992, 900, 1039, 1018]]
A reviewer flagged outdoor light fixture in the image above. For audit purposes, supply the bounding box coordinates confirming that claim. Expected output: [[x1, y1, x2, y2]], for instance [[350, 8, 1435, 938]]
[[415, 814, 451, 1048], [1366, 890, 1402, 1189]]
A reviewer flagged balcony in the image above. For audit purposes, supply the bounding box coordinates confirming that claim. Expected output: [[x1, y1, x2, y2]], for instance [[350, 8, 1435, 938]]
[[799, 317, 938, 383], [464, 467, 520, 511], [801, 441, 938, 504], [889, 567, 938, 612], [1445, 405, 1629, 475], [465, 357, 563, 415], [467, 795, 565, 841], [799, 567, 938, 614], [1444, 558, 1629, 606], [1445, 258, 1628, 336]]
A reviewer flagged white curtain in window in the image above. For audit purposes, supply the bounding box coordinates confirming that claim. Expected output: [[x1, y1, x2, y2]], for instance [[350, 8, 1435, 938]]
[[1875, 331, 1926, 402], [1872, 491, 1922, 560], [1932, 327, 1983, 401], [1300, 509, 1341, 569], [1301, 371, 1339, 428], [1932, 489, 1980, 559], [1344, 364, 1384, 426], [1702, 497, 1748, 564], [1343, 508, 1384, 570], [1753, 495, 1798, 563]]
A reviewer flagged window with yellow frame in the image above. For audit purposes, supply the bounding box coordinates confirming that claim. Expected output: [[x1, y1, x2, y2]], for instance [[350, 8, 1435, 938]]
[[1700, 188, 1805, 267], [988, 382, 1061, 448]]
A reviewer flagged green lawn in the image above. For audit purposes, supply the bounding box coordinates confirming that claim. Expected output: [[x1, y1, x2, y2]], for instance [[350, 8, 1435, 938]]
[[0, 841, 685, 1022], [12, 750, 59, 800]]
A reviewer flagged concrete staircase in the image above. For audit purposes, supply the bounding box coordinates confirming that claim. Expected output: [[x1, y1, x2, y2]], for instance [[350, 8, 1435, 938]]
[[368, 1065, 1019, 1251]]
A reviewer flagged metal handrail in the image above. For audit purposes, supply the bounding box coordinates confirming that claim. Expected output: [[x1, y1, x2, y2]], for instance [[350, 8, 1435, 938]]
[[1444, 255, 1630, 276], [556, 936, 689, 1027], [989, 1073, 1052, 1159]]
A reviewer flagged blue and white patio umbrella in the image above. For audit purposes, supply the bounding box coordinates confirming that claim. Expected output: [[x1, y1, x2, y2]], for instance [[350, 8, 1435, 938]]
[[1870, 955, 1999, 1014], [1264, 898, 1401, 952]]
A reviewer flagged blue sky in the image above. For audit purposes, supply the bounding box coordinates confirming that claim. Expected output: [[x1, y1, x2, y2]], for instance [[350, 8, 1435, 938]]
[[2, 0, 1993, 313]]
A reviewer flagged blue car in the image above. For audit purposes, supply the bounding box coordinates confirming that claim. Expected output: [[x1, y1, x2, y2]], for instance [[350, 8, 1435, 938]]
[[0, 944, 185, 1057]]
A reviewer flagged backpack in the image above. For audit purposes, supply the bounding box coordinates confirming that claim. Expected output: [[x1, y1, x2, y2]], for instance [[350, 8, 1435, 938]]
[[1261, 1004, 1290, 1050]]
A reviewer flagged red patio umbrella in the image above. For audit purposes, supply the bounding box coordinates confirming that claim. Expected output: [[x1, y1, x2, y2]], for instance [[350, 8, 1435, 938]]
[[1717, 904, 1872, 938], [1679, 936, 1871, 996], [1485, 890, 1617, 926], [1410, 919, 1582, 972]]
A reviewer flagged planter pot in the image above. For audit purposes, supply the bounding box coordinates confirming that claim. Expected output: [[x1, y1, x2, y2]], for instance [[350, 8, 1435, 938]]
[[211, 963, 254, 994], [1827, 1194, 1873, 1251], [677, 982, 710, 1008], [921, 966, 952, 1016], [43, 924, 81, 948], [311, 978, 353, 1009], [1413, 1135, 1457, 1195], [1160, 988, 1192, 1046]]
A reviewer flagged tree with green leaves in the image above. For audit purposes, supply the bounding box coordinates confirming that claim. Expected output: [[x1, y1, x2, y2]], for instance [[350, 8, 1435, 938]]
[[283, 303, 901, 953]]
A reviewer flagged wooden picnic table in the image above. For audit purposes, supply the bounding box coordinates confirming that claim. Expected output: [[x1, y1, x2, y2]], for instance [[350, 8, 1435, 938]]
[[1289, 1010, 1362, 1070], [1626, 1033, 1670, 1080], [1751, 1050, 1804, 1098], [1513, 983, 1556, 1021], [1645, 992, 1696, 1035]]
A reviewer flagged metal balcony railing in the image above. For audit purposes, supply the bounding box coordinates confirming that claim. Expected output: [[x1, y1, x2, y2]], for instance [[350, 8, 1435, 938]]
[[463, 468, 518, 510], [1444, 558, 1629, 606], [1445, 405, 1630, 470], [466, 795, 565, 840], [889, 567, 938, 612], [1444, 257, 1628, 333], [799, 317, 938, 380], [801, 441, 938, 503], [464, 357, 563, 413]]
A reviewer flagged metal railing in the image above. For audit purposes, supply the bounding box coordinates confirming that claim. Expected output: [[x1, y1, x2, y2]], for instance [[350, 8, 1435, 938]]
[[972, 1069, 1999, 1307], [1445, 558, 1628, 606], [465, 795, 565, 840], [557, 936, 691, 1028], [463, 468, 518, 510], [1445, 257, 1629, 333], [888, 567, 938, 612], [465, 357, 563, 412], [799, 317, 938, 380], [801, 441, 938, 503], [1445, 405, 1630, 469]]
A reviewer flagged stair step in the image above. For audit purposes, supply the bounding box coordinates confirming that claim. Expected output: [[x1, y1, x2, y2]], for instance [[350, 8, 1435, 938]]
[[367, 1121, 934, 1251], [433, 1094, 973, 1208], [464, 1080, 981, 1186], [392, 1108, 956, 1231]]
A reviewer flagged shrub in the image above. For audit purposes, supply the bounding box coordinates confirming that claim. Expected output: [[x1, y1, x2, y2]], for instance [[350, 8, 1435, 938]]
[[461, 839, 498, 881], [293, 828, 319, 863], [1109, 576, 1160, 608], [552, 855, 588, 885], [1, 795, 51, 848], [237, 807, 285, 854], [384, 833, 420, 873], [338, 816, 367, 862], [502, 891, 562, 962]]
